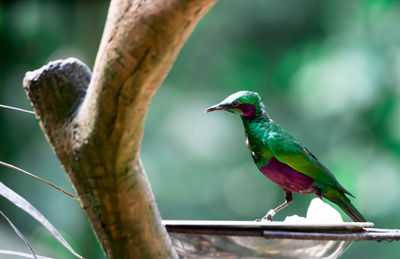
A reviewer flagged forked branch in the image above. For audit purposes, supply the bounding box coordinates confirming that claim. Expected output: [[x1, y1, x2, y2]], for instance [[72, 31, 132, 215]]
[[23, 0, 217, 258]]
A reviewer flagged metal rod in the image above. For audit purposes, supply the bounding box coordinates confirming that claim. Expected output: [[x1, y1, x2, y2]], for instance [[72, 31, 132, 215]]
[[262, 230, 400, 242]]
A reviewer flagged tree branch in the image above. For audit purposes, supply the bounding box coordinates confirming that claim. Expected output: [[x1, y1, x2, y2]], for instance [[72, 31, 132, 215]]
[[23, 0, 217, 258]]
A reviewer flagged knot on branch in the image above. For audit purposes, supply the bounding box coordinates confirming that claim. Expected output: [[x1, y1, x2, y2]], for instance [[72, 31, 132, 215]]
[[23, 58, 91, 126]]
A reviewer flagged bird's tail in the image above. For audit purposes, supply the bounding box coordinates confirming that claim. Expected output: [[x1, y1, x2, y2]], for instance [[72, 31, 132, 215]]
[[325, 191, 366, 222]]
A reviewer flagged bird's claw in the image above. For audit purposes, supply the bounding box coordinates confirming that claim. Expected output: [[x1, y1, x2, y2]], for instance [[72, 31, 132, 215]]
[[262, 214, 273, 221], [255, 209, 275, 222]]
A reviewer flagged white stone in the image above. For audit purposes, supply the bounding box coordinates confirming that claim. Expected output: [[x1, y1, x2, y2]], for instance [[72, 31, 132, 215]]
[[306, 198, 343, 223], [284, 215, 307, 223], [283, 198, 343, 223]]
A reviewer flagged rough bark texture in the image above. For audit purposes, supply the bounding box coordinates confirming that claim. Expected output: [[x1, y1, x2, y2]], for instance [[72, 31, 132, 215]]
[[23, 0, 217, 258]]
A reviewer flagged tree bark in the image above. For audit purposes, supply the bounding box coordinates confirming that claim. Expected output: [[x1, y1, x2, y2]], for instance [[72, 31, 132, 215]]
[[23, 0, 217, 258]]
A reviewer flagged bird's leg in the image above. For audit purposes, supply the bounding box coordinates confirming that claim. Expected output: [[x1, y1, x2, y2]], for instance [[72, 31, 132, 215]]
[[258, 190, 293, 221]]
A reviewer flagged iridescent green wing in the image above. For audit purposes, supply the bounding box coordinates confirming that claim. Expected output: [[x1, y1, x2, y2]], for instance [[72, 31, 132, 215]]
[[266, 129, 353, 196]]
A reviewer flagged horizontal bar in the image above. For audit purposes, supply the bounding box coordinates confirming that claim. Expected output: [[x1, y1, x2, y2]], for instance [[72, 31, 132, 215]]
[[262, 230, 400, 242]]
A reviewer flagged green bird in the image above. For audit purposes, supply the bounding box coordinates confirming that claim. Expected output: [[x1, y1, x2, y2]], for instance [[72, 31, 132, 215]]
[[206, 91, 366, 222]]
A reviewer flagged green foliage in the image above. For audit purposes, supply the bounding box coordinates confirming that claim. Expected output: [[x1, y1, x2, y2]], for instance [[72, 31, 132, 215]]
[[1, 0, 399, 257]]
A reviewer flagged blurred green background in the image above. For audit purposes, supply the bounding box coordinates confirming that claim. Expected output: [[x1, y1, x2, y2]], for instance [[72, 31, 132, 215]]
[[1, 0, 400, 258]]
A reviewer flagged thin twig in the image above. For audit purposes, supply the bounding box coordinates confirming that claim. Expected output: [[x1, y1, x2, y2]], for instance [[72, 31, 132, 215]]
[[0, 161, 78, 200], [0, 104, 35, 114]]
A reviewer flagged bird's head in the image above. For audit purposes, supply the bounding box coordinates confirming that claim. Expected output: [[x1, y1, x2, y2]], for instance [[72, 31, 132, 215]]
[[205, 91, 265, 119]]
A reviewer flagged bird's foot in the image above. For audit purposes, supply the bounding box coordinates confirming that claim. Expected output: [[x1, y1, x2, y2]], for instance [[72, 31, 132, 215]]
[[255, 209, 275, 222]]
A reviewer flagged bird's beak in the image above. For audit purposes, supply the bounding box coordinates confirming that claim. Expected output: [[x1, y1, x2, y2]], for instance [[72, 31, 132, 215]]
[[205, 104, 225, 113]]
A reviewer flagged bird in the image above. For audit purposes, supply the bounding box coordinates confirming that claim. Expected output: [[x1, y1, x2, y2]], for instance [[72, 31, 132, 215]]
[[205, 91, 366, 222]]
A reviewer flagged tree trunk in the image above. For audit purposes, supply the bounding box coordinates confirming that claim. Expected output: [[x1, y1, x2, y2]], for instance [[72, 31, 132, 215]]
[[23, 0, 217, 258]]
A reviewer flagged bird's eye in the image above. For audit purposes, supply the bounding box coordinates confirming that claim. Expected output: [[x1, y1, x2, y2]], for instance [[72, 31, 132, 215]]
[[232, 101, 239, 107]]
